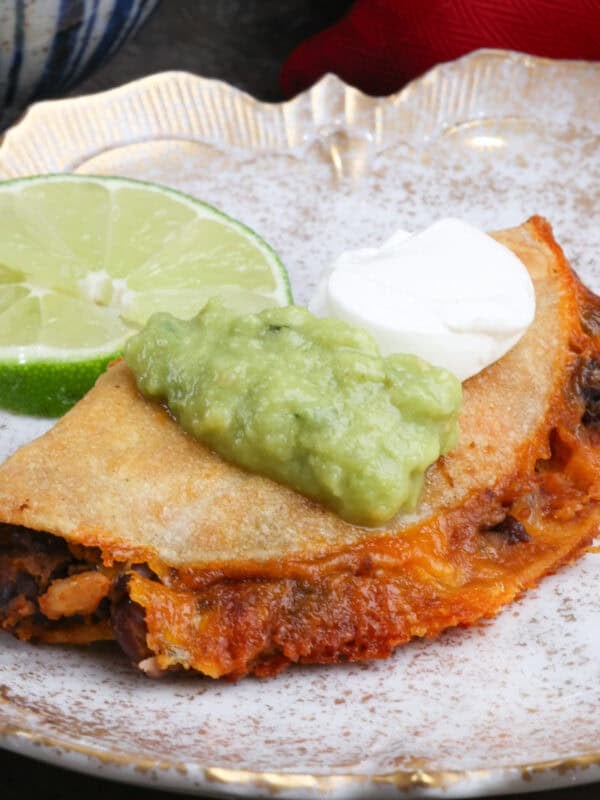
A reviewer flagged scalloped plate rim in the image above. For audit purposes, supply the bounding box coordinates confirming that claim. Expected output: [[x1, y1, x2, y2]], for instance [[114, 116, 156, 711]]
[[1, 48, 600, 799]]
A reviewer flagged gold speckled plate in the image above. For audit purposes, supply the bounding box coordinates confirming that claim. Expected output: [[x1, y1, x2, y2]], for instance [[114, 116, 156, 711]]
[[1, 50, 600, 798]]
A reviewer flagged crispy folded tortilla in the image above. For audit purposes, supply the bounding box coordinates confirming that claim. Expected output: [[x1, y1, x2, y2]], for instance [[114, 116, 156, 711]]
[[1, 216, 600, 678]]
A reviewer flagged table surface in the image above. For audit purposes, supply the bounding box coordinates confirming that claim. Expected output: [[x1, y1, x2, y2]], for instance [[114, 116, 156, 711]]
[[2, 2, 599, 798]]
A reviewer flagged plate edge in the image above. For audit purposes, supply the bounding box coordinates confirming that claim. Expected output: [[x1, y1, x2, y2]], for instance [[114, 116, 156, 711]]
[[0, 48, 599, 177]]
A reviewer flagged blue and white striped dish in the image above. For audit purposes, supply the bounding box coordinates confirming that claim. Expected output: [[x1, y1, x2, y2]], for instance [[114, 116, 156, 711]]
[[0, 0, 160, 131]]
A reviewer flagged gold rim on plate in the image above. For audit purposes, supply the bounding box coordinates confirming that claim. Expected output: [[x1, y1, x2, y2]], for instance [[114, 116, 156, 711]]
[[1, 48, 600, 798]]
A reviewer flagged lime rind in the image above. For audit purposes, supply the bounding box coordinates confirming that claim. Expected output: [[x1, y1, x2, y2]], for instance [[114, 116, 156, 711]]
[[0, 356, 118, 417]]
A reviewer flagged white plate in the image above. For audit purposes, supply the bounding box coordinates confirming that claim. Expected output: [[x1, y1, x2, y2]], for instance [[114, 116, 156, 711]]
[[1, 50, 600, 798]]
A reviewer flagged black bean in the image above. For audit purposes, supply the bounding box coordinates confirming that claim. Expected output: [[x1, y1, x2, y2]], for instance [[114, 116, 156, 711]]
[[111, 597, 151, 663], [0, 525, 70, 558], [0, 571, 38, 612], [488, 515, 531, 544], [578, 358, 600, 427]]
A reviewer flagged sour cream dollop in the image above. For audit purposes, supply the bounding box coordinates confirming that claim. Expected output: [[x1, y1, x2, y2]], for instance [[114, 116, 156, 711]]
[[309, 218, 536, 382]]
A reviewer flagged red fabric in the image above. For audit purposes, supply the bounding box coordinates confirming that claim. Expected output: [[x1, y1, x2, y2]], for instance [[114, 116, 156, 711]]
[[281, 0, 600, 97]]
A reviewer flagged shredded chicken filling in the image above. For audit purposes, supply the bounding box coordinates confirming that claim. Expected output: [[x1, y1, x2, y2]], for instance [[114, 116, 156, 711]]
[[0, 344, 598, 677], [0, 525, 151, 660]]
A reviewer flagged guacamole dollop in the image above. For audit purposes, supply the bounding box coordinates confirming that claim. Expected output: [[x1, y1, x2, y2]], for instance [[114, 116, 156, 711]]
[[124, 301, 461, 526]]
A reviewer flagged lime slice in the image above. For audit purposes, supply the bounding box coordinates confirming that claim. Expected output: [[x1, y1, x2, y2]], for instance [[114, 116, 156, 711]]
[[0, 174, 291, 417]]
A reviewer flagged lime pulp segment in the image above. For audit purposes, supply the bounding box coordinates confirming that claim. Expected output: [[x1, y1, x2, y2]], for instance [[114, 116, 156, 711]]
[[0, 174, 291, 416]]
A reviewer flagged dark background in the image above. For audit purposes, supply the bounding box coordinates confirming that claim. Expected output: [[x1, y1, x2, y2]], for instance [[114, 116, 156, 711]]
[[2, 1, 599, 798], [73, 0, 354, 102]]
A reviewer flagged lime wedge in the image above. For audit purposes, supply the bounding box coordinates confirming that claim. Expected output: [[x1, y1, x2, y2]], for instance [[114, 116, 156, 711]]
[[0, 174, 291, 417]]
